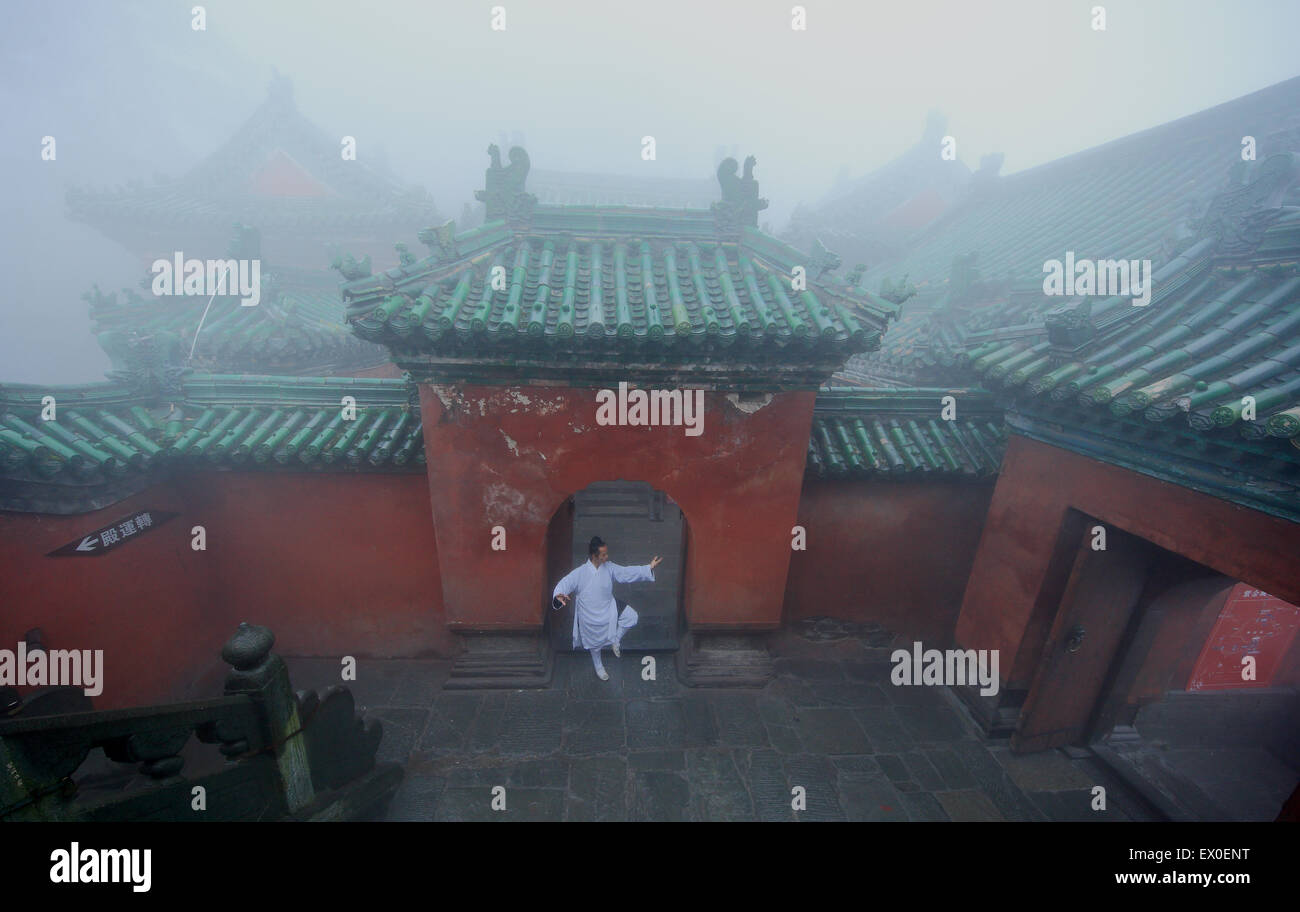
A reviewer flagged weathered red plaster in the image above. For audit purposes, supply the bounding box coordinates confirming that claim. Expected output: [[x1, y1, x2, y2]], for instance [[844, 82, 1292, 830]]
[[418, 384, 815, 633], [785, 480, 994, 643], [0, 472, 447, 709], [955, 435, 1300, 690]]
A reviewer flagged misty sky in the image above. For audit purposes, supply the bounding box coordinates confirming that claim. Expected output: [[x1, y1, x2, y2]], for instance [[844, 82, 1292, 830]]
[[3, 0, 1299, 384]]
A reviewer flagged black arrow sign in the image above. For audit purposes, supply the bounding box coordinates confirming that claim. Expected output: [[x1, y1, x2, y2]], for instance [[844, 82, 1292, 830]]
[[47, 510, 179, 557]]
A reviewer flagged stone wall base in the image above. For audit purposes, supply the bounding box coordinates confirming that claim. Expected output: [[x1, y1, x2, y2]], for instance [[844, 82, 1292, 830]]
[[444, 631, 553, 690], [951, 683, 1025, 738]]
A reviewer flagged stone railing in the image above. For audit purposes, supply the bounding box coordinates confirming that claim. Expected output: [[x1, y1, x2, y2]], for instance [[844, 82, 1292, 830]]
[[0, 623, 402, 822]]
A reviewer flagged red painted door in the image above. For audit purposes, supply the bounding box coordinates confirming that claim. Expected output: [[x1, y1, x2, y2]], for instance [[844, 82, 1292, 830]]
[[1012, 525, 1155, 753], [1187, 584, 1300, 690]]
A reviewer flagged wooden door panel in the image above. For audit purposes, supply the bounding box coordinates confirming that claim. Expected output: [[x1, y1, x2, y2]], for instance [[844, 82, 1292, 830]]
[[1012, 524, 1154, 753]]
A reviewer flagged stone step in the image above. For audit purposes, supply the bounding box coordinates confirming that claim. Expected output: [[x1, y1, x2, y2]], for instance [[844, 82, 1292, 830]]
[[676, 632, 774, 688], [452, 670, 548, 680], [445, 634, 554, 690], [453, 653, 549, 668], [443, 674, 551, 690]]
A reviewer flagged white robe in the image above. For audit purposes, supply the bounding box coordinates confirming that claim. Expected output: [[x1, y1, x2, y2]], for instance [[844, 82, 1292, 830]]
[[553, 560, 654, 650]]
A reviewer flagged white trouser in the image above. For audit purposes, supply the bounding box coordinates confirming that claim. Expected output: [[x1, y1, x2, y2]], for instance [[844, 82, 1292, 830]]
[[589, 606, 638, 670]]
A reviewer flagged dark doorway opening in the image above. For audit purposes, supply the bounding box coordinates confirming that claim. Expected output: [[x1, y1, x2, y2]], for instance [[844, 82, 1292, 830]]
[[545, 480, 687, 652], [1014, 511, 1300, 820]]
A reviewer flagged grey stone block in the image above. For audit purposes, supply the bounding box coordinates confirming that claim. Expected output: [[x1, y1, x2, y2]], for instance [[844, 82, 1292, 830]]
[[631, 770, 692, 821]]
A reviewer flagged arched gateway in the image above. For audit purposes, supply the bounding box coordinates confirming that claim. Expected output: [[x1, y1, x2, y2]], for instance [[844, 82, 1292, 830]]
[[340, 146, 898, 687], [547, 480, 687, 653]]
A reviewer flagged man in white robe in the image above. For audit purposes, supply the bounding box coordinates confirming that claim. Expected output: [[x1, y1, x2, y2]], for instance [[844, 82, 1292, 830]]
[[552, 535, 662, 680]]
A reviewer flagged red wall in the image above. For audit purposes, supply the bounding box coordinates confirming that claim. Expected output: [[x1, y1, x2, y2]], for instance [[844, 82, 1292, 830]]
[[785, 480, 994, 643], [956, 435, 1300, 691], [418, 384, 815, 633], [0, 472, 447, 709]]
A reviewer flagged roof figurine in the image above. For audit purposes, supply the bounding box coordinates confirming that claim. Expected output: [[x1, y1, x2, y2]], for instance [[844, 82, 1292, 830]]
[[98, 329, 190, 399], [809, 238, 843, 279], [418, 220, 460, 261], [475, 144, 536, 221], [227, 222, 262, 260], [713, 155, 769, 232]]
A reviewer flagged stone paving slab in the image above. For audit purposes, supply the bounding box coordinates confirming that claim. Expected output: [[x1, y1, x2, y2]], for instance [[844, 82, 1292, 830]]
[[839, 775, 909, 821], [631, 770, 692, 821], [568, 755, 628, 821], [991, 743, 1096, 792], [563, 699, 627, 755], [283, 636, 1162, 823], [899, 789, 949, 821], [688, 750, 755, 821], [936, 789, 1006, 821]]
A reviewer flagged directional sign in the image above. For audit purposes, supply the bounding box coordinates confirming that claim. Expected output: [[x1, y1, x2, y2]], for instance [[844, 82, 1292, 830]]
[[47, 510, 178, 557]]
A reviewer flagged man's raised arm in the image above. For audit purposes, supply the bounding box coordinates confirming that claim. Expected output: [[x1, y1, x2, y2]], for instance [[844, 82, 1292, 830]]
[[608, 556, 662, 584]]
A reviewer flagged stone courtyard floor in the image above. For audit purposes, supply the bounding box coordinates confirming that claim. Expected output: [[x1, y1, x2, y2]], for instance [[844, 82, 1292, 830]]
[[285, 632, 1159, 822]]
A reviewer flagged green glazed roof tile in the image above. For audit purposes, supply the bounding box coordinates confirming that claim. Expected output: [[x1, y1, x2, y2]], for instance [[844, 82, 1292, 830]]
[[805, 387, 1005, 480]]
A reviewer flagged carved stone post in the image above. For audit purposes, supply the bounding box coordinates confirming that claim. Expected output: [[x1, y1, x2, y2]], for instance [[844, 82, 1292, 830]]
[[221, 622, 315, 813]]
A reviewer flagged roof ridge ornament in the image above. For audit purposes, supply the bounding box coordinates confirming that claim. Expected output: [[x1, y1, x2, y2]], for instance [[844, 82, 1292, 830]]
[[1197, 152, 1300, 259], [99, 330, 191, 400], [712, 155, 769, 232], [809, 238, 842, 279], [227, 222, 261, 260], [267, 68, 294, 109], [1043, 296, 1094, 348], [878, 275, 916, 307], [417, 220, 459, 260], [475, 144, 536, 222], [331, 253, 372, 281]]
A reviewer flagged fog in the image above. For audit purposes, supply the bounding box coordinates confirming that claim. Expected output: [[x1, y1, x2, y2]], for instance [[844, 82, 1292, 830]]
[[3, 0, 1298, 384]]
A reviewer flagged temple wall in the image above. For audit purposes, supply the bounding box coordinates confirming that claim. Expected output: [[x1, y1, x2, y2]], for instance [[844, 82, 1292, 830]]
[[0, 477, 216, 710], [955, 434, 1300, 692], [12, 428, 1295, 712], [784, 480, 995, 644], [0, 472, 446, 709], [417, 384, 817, 634]]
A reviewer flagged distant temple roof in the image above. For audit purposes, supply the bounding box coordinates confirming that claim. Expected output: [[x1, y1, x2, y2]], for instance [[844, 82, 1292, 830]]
[[340, 147, 902, 390], [861, 76, 1300, 294], [830, 78, 1300, 521], [65, 72, 441, 261], [783, 110, 975, 268], [85, 224, 390, 377], [845, 78, 1300, 384]]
